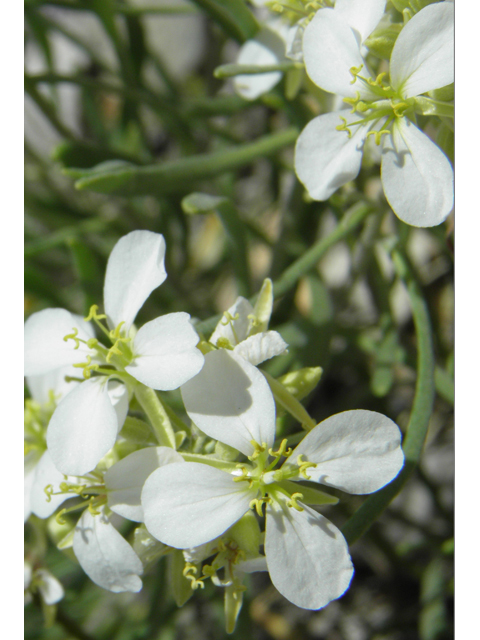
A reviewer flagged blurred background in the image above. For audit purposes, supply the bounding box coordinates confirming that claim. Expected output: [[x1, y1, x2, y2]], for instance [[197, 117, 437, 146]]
[[24, 1, 453, 638]]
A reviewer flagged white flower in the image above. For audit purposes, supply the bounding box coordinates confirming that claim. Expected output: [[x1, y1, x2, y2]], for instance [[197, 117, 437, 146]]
[[142, 352, 404, 609], [24, 231, 204, 475], [295, 1, 454, 227], [24, 561, 64, 606], [233, 18, 301, 100], [208, 278, 287, 366]]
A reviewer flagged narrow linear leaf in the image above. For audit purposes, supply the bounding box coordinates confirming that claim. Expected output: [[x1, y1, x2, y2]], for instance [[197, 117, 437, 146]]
[[66, 129, 298, 197]]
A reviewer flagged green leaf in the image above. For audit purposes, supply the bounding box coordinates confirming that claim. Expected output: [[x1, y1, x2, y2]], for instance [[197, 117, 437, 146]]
[[53, 140, 145, 169], [190, 0, 259, 43], [169, 550, 194, 608], [66, 128, 298, 197], [277, 367, 323, 402]]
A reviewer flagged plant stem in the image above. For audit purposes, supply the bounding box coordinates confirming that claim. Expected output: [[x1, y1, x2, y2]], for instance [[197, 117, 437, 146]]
[[341, 247, 435, 545], [134, 383, 176, 449]]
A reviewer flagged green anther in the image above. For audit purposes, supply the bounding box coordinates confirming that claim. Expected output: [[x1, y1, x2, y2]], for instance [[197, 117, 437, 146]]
[[366, 128, 391, 146], [287, 492, 304, 511], [106, 341, 124, 363], [63, 327, 80, 349], [268, 439, 292, 459], [84, 304, 107, 322], [233, 465, 252, 485], [55, 499, 91, 525], [88, 500, 101, 516], [248, 441, 267, 461], [109, 322, 126, 340], [336, 116, 352, 138], [220, 311, 240, 327], [215, 337, 234, 350], [367, 72, 390, 91], [72, 355, 99, 379], [183, 563, 205, 590], [349, 64, 364, 85], [297, 454, 317, 479], [249, 498, 266, 517], [391, 101, 408, 117], [343, 91, 361, 113], [44, 484, 54, 502]]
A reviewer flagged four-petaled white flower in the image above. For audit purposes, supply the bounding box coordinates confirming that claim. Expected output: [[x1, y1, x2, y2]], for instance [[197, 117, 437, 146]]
[[142, 350, 404, 609], [295, 0, 454, 227], [24, 231, 204, 476], [233, 12, 302, 100], [208, 278, 287, 365]]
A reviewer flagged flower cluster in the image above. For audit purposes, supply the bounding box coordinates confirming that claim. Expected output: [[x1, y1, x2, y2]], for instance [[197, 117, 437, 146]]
[[25, 231, 405, 631], [228, 0, 454, 228]]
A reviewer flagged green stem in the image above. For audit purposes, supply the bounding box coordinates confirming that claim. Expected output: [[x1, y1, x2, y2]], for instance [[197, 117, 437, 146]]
[[214, 61, 302, 79], [134, 383, 176, 449], [69, 128, 299, 197], [341, 247, 435, 545], [273, 203, 374, 299], [262, 371, 316, 431]]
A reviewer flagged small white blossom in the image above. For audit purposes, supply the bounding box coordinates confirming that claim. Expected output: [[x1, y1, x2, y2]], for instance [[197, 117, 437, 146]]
[[295, 1, 454, 227], [24, 231, 204, 475], [142, 353, 404, 609]]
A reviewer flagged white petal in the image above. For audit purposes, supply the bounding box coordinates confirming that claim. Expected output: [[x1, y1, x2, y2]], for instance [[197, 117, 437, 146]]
[[335, 0, 386, 44], [126, 312, 204, 390], [295, 112, 368, 201], [181, 349, 276, 456], [233, 331, 287, 366], [26, 366, 81, 404], [103, 231, 167, 331], [285, 22, 305, 62], [265, 500, 353, 609], [24, 309, 94, 376], [47, 378, 118, 475], [30, 450, 72, 519], [105, 447, 184, 522], [233, 26, 286, 100], [73, 508, 143, 593], [286, 409, 404, 494], [303, 9, 372, 97], [24, 452, 40, 522], [24, 561, 33, 589], [381, 117, 453, 227], [210, 297, 254, 347], [390, 2, 454, 98], [142, 462, 255, 548], [37, 570, 64, 604], [107, 380, 129, 430]]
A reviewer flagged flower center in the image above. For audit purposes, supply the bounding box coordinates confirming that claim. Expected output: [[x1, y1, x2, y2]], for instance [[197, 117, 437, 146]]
[[336, 67, 415, 145], [232, 439, 318, 515]]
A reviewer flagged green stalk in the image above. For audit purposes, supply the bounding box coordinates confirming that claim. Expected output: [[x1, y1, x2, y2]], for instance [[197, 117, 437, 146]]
[[67, 128, 299, 196], [134, 383, 176, 449], [214, 61, 302, 79], [273, 203, 374, 298], [341, 247, 435, 545]]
